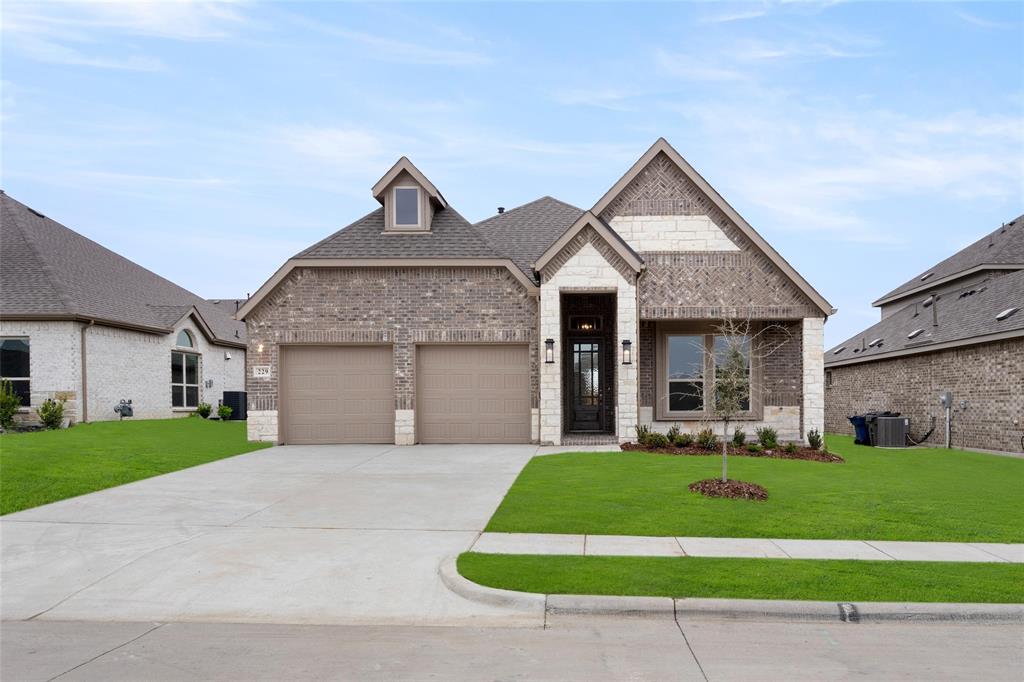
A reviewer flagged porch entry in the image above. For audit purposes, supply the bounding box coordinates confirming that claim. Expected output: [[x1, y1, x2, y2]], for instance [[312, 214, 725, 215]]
[[561, 292, 616, 435]]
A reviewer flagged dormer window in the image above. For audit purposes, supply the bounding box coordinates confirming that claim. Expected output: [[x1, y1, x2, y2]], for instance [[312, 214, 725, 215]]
[[393, 187, 421, 228]]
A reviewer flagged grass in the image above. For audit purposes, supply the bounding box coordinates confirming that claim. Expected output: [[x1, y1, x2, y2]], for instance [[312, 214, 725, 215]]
[[458, 553, 1024, 604], [0, 418, 272, 515], [485, 434, 1024, 543]]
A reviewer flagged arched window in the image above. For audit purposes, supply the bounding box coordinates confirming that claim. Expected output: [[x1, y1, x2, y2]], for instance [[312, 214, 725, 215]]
[[176, 329, 194, 348]]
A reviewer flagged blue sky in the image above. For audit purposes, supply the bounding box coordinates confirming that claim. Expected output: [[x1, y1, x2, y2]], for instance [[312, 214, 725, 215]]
[[2, 1, 1022, 346]]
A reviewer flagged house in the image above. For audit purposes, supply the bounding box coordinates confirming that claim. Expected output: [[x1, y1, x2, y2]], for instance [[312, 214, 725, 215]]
[[0, 191, 247, 423], [237, 139, 832, 446], [824, 216, 1024, 453]]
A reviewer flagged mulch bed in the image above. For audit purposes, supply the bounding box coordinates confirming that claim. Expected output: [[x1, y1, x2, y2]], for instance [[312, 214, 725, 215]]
[[620, 442, 844, 463], [688, 478, 768, 501]]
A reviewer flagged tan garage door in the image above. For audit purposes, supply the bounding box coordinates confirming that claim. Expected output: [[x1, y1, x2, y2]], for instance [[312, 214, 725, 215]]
[[417, 345, 531, 443], [280, 346, 394, 444]]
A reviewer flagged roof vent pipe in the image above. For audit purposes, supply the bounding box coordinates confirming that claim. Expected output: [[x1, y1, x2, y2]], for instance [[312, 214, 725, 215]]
[[497, 207, 505, 214]]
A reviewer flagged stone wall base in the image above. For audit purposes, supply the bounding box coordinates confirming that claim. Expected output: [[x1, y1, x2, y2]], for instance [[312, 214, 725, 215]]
[[247, 410, 279, 442]]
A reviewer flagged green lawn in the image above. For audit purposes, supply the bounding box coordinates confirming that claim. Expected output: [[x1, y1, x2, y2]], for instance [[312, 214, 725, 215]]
[[459, 553, 1024, 604], [0, 418, 272, 514], [485, 435, 1024, 543]]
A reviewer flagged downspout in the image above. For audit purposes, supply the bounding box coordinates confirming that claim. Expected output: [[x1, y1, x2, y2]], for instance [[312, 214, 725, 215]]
[[80, 320, 94, 422]]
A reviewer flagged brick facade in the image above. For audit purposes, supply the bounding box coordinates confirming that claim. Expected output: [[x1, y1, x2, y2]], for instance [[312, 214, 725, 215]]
[[825, 337, 1024, 453], [244, 266, 538, 441]]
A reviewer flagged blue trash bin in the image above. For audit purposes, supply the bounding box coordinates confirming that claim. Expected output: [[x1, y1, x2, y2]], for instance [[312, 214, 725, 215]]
[[848, 415, 870, 445]]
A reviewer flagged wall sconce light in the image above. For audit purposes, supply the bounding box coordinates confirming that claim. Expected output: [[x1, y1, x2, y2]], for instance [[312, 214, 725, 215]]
[[544, 338, 555, 364], [257, 342, 264, 353], [621, 339, 632, 365]]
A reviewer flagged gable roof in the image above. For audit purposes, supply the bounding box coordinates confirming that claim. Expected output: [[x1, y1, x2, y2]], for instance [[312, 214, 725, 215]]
[[825, 268, 1024, 367], [295, 205, 497, 261], [872, 215, 1024, 307], [474, 196, 585, 277], [593, 138, 834, 317], [0, 191, 246, 347], [371, 157, 447, 208], [533, 211, 645, 274]]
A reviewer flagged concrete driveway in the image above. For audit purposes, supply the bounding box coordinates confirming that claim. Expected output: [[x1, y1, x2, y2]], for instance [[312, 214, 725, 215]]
[[1, 444, 552, 627]]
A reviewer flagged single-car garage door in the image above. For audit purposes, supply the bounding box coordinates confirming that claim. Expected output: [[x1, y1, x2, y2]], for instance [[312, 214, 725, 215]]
[[417, 345, 531, 443], [280, 345, 394, 444]]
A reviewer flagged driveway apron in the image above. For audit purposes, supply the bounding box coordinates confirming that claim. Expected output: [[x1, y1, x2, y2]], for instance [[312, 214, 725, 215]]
[[0, 444, 543, 626]]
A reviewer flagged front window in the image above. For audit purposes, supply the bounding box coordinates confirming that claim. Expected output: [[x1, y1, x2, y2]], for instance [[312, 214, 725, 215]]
[[176, 329, 194, 348], [171, 351, 199, 408], [713, 335, 751, 412], [0, 338, 30, 406], [666, 335, 704, 412], [393, 187, 420, 227]]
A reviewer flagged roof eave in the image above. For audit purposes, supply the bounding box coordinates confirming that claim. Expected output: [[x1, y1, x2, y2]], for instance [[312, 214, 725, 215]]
[[532, 211, 645, 275], [872, 263, 1024, 308], [825, 327, 1024, 368]]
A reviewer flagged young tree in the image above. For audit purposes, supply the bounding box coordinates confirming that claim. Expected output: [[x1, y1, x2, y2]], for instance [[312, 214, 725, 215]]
[[667, 319, 793, 483]]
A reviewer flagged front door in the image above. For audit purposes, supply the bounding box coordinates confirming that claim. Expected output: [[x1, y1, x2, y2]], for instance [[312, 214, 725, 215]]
[[569, 340, 603, 432]]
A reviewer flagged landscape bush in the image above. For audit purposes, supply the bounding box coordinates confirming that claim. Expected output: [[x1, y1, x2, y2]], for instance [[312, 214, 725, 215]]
[[784, 442, 799, 454], [37, 398, 66, 430], [732, 428, 746, 446], [646, 432, 670, 448], [696, 427, 718, 451], [666, 424, 681, 442], [674, 432, 694, 447], [217, 404, 233, 421], [0, 380, 20, 430], [807, 428, 823, 450], [195, 402, 212, 419], [755, 426, 778, 449], [635, 424, 652, 445]]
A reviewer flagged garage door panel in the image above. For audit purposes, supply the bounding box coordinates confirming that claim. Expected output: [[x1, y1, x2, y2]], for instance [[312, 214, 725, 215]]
[[281, 346, 394, 445], [417, 345, 530, 444]]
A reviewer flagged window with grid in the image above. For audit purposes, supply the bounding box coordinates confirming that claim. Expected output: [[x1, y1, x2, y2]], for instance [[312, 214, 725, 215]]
[[0, 338, 30, 406]]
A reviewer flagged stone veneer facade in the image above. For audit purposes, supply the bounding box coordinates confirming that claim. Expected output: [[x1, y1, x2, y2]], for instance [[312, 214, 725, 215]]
[[244, 265, 538, 443], [825, 337, 1024, 453]]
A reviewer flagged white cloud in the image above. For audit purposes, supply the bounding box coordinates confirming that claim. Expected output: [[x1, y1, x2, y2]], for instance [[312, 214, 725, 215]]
[[655, 49, 747, 82], [287, 16, 490, 67], [954, 10, 1015, 30], [2, 1, 246, 70], [699, 6, 768, 25]]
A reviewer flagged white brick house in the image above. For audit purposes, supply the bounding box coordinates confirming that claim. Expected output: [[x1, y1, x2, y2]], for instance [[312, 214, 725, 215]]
[[0, 192, 246, 424]]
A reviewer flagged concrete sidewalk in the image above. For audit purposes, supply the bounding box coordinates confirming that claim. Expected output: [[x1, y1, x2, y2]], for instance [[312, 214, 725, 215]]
[[471, 533, 1024, 562]]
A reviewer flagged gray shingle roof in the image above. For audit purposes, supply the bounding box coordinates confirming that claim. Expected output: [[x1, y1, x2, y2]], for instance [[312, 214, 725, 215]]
[[874, 215, 1024, 305], [296, 206, 500, 261], [826, 268, 1024, 366], [0, 191, 245, 346], [474, 196, 585, 276]]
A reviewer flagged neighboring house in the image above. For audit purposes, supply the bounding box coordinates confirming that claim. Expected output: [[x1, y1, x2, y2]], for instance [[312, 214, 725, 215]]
[[0, 191, 247, 423], [238, 139, 832, 446], [824, 216, 1024, 453]]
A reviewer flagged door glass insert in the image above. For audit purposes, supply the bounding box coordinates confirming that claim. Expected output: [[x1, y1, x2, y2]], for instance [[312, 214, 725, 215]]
[[573, 342, 600, 407]]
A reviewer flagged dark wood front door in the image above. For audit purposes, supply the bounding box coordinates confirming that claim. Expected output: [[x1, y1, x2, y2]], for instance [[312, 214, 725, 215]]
[[569, 340, 603, 432]]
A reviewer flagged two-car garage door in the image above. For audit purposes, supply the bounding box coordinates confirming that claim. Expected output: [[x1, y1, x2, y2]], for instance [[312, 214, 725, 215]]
[[279, 345, 530, 445]]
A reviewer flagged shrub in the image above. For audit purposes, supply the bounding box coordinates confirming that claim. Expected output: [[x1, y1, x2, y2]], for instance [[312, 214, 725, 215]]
[[635, 424, 651, 445], [696, 427, 718, 451], [37, 398, 65, 430], [0, 379, 20, 430], [647, 432, 670, 448], [746, 443, 763, 453], [195, 402, 212, 419], [217, 404, 233, 421], [675, 432, 694, 448], [807, 428, 823, 450], [732, 428, 746, 446], [756, 426, 778, 449], [784, 442, 799, 454], [666, 424, 681, 442]]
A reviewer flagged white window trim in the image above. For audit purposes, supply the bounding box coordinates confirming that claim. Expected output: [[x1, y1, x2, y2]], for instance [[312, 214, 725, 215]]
[[171, 350, 201, 409], [391, 186, 422, 229], [0, 336, 31, 407], [175, 329, 195, 349]]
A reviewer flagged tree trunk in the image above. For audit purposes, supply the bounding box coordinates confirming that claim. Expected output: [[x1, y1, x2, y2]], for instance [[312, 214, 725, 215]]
[[721, 419, 729, 482]]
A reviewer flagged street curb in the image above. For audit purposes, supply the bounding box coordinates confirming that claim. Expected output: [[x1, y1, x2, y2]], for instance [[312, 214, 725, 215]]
[[438, 557, 545, 613], [442, 558, 1024, 624]]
